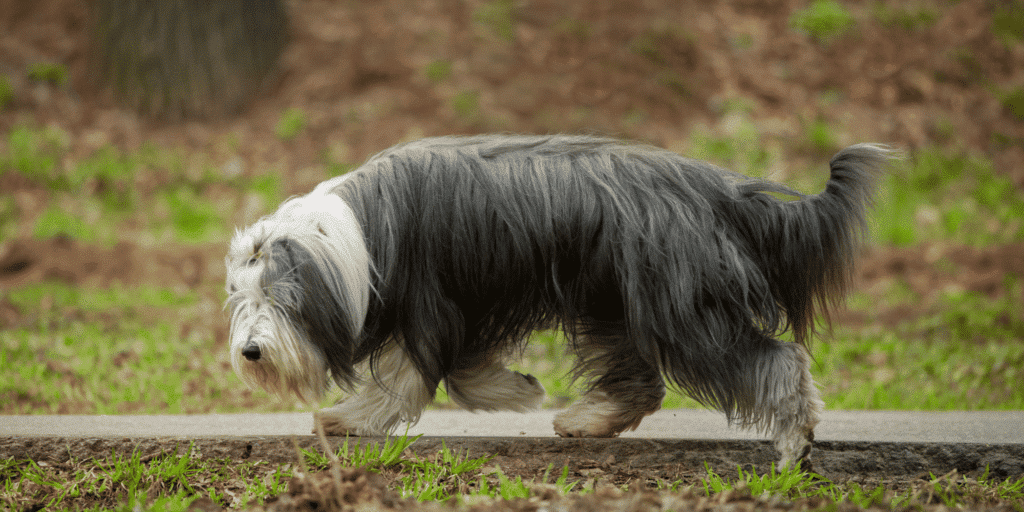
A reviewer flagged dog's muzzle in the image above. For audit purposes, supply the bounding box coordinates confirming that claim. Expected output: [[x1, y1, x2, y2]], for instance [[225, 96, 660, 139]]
[[242, 341, 262, 361]]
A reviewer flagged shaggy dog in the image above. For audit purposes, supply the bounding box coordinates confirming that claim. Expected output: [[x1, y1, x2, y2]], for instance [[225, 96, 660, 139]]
[[225, 134, 891, 467]]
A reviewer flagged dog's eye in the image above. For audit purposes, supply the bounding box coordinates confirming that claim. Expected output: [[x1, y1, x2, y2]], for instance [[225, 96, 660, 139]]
[[228, 284, 238, 294], [248, 241, 264, 263]]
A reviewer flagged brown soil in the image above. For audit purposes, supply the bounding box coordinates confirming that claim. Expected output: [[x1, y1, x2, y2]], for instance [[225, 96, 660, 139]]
[[5, 435, 1022, 511], [1, 0, 1023, 509]]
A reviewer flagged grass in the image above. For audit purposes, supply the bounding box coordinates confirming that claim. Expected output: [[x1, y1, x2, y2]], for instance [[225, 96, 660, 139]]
[[0, 282, 275, 415], [424, 60, 453, 84], [0, 125, 279, 246], [2, 123, 1023, 414], [472, 0, 516, 42], [26, 62, 69, 87], [275, 108, 306, 141], [1002, 87, 1024, 121], [1, 445, 290, 510], [699, 462, 1024, 510], [4, 275, 1022, 416], [4, 433, 1022, 511], [873, 147, 1024, 247], [2, 4, 1022, 510], [993, 0, 1024, 44], [789, 0, 857, 44], [451, 90, 481, 121], [2, 118, 1023, 508], [0, 75, 13, 111], [872, 2, 939, 32], [819, 283, 1024, 410]]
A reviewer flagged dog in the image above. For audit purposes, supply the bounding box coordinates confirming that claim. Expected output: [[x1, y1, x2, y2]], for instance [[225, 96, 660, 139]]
[[225, 134, 891, 468]]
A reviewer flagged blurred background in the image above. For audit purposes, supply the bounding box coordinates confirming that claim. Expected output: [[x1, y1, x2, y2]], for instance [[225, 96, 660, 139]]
[[1, 0, 1022, 415]]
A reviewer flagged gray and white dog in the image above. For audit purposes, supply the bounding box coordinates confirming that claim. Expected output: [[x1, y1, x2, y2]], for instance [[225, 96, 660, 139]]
[[225, 134, 891, 467]]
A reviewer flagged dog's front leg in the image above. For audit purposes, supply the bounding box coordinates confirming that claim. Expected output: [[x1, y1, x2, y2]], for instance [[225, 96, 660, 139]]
[[314, 344, 433, 436]]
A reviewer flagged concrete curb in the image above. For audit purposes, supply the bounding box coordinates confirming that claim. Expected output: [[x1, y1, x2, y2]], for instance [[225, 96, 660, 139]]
[[2, 409, 1023, 443]]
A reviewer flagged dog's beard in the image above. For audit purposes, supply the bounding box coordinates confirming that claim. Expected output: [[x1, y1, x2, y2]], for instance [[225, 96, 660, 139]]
[[229, 304, 332, 403]]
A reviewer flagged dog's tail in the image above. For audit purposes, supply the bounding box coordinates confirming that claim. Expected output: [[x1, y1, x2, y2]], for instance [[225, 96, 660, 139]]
[[739, 144, 896, 346]]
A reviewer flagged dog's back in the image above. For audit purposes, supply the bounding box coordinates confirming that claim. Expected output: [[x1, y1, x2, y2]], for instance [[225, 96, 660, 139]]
[[330, 135, 890, 380]]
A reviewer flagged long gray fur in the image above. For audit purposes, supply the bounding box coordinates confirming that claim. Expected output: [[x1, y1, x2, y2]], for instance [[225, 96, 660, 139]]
[[320, 134, 890, 428]]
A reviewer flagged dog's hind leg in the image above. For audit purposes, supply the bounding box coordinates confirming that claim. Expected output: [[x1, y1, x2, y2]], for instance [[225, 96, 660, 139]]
[[445, 359, 546, 412], [553, 336, 665, 438], [739, 340, 823, 470], [314, 343, 433, 436]]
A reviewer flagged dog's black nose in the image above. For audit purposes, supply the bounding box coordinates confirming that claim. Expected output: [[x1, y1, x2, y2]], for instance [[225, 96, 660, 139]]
[[242, 343, 262, 361]]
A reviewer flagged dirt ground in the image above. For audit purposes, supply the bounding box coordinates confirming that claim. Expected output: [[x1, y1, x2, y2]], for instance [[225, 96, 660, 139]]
[[1, 0, 1023, 509], [5, 435, 1022, 511]]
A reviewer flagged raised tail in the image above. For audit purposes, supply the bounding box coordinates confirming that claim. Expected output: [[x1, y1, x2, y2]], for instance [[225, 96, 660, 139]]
[[739, 144, 897, 346]]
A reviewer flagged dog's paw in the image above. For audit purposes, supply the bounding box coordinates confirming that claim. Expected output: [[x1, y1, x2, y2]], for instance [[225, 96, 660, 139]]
[[313, 411, 355, 436], [514, 372, 547, 410], [776, 427, 814, 471], [313, 410, 383, 437], [552, 392, 623, 438]]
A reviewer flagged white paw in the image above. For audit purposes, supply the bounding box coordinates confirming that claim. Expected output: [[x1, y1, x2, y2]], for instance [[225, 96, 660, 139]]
[[552, 392, 622, 438], [775, 427, 814, 470], [313, 402, 390, 437]]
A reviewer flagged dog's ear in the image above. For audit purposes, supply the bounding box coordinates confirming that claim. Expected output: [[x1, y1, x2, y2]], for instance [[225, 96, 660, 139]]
[[262, 238, 358, 388]]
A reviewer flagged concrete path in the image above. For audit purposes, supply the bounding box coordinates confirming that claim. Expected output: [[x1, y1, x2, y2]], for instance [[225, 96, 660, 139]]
[[2, 409, 1022, 443]]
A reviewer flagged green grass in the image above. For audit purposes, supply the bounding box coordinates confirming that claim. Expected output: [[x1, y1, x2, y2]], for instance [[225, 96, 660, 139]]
[[451, 90, 481, 121], [0, 282, 270, 415], [803, 117, 840, 154], [2, 123, 1021, 507], [0, 126, 283, 245], [789, 0, 857, 43], [4, 434, 1022, 511], [9, 271, 1021, 418], [1002, 87, 1024, 121], [3, 121, 1022, 415], [1, 125, 65, 183], [698, 462, 1024, 510], [510, 280, 1024, 412], [27, 62, 69, 87], [6, 272, 1020, 418], [275, 108, 306, 141], [816, 282, 1024, 410], [0, 74, 13, 111], [424, 60, 453, 84], [873, 147, 1024, 246], [472, 0, 516, 42], [1, 445, 291, 510], [993, 0, 1024, 44], [687, 114, 774, 177], [0, 433, 571, 510], [872, 2, 939, 32], [32, 203, 98, 241]]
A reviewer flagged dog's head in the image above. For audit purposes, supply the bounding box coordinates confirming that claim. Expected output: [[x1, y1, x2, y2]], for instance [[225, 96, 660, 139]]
[[225, 182, 370, 402]]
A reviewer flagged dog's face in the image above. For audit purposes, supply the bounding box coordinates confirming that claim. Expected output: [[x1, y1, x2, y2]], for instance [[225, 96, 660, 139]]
[[225, 185, 370, 403]]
